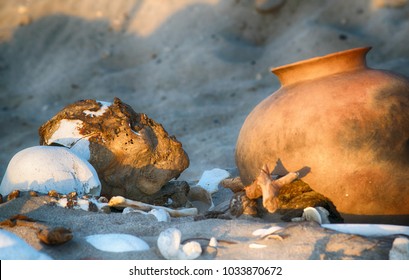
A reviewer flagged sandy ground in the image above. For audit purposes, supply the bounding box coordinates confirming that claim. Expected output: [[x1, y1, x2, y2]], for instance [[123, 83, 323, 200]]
[[1, 0, 409, 260]]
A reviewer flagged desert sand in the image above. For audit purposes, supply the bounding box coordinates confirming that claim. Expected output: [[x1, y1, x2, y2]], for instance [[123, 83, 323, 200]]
[[1, 0, 409, 260]]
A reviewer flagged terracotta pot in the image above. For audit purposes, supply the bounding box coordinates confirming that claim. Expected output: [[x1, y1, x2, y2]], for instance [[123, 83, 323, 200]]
[[235, 47, 409, 224]]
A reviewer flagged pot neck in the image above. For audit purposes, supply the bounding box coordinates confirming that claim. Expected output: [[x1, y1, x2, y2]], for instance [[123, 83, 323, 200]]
[[271, 47, 371, 87]]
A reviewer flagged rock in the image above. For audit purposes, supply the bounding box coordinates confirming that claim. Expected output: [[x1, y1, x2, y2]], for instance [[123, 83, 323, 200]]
[[134, 180, 190, 207], [157, 227, 202, 260], [157, 228, 182, 260], [0, 146, 101, 197], [178, 241, 202, 260], [37, 227, 73, 245], [7, 190, 20, 201], [39, 98, 189, 200], [209, 237, 218, 247], [188, 186, 214, 214]]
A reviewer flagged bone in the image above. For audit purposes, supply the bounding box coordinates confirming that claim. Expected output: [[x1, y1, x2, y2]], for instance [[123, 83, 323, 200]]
[[258, 165, 280, 213], [108, 196, 198, 217]]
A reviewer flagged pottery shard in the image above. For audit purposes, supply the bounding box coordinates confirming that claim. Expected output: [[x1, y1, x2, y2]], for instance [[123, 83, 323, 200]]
[[39, 98, 189, 200]]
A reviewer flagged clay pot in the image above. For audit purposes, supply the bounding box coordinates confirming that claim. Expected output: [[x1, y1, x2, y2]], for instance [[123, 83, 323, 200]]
[[236, 47, 409, 224]]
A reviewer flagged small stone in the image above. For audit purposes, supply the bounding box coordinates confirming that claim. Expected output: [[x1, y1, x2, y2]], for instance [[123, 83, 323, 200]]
[[209, 237, 218, 247], [88, 201, 99, 212], [29, 191, 38, 197], [66, 199, 76, 209], [37, 227, 73, 245], [98, 196, 109, 203], [67, 191, 78, 200], [179, 241, 202, 260], [100, 205, 111, 214], [188, 186, 213, 214], [48, 190, 60, 198], [0, 194, 3, 204], [157, 228, 182, 260], [7, 190, 20, 201]]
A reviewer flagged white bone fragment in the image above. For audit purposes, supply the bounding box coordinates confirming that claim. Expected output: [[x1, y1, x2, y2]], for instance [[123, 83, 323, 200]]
[[108, 196, 198, 217]]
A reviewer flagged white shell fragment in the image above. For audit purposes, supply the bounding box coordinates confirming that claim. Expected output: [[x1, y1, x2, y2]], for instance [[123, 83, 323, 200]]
[[252, 226, 283, 238], [85, 234, 149, 253], [321, 224, 409, 237], [249, 243, 267, 249], [0, 146, 101, 197], [389, 237, 409, 260], [302, 207, 322, 224], [157, 228, 202, 260], [197, 168, 230, 194], [209, 237, 218, 247], [0, 229, 52, 260], [291, 207, 330, 225]]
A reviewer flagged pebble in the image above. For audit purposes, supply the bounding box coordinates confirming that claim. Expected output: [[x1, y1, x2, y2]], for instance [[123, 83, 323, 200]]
[[157, 228, 202, 260], [98, 196, 109, 203], [209, 237, 218, 247], [7, 190, 20, 201], [157, 228, 182, 259], [48, 190, 60, 198], [37, 227, 73, 245], [29, 191, 38, 197]]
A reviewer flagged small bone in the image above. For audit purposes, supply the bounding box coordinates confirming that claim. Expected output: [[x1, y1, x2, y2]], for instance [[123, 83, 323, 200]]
[[261, 165, 299, 212], [108, 196, 198, 217]]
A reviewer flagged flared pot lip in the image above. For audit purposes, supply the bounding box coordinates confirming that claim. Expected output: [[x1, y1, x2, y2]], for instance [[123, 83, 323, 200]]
[[271, 46, 372, 73]]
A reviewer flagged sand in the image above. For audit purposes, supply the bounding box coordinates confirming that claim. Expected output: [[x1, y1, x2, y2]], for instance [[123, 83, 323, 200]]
[[0, 0, 409, 260]]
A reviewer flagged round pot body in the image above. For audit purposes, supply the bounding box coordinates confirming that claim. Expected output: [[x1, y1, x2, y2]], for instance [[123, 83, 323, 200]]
[[235, 47, 409, 224]]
